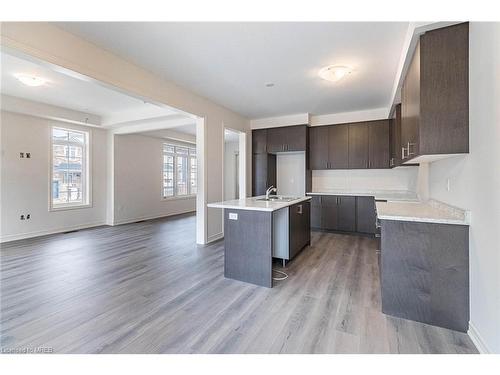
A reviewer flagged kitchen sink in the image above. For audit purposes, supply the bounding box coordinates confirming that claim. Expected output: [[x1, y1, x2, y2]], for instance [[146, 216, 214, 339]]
[[256, 196, 298, 202]]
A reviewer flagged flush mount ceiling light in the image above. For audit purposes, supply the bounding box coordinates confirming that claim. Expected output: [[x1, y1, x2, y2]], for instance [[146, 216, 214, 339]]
[[14, 74, 48, 87], [318, 65, 352, 82]]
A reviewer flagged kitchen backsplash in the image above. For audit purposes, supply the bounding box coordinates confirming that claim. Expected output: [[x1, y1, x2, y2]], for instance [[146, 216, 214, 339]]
[[312, 167, 418, 192]]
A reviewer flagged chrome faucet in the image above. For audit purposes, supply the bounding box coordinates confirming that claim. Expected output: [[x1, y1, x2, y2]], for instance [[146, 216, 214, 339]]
[[266, 186, 277, 200]]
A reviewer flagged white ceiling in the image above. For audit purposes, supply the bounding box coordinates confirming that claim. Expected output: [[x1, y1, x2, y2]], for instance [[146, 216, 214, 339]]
[[0, 51, 197, 135], [55, 22, 410, 119]]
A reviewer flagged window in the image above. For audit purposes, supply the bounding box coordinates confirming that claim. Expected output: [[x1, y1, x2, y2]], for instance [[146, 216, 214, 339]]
[[163, 143, 197, 198], [51, 127, 89, 209]]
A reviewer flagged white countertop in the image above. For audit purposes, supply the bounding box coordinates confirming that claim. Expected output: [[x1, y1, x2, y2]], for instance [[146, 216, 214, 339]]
[[307, 189, 419, 202], [207, 196, 312, 212], [376, 200, 469, 225]]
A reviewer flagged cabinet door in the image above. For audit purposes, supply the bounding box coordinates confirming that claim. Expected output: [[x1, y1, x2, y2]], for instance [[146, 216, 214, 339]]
[[309, 126, 329, 170], [337, 196, 356, 232], [321, 196, 339, 230], [328, 125, 349, 169], [289, 202, 309, 259], [390, 104, 402, 167], [252, 129, 267, 154], [252, 153, 276, 196], [310, 196, 322, 229], [266, 127, 285, 153], [420, 22, 469, 155], [368, 120, 390, 169], [348, 122, 369, 169], [286, 125, 307, 152], [356, 196, 376, 234], [252, 153, 268, 196], [401, 41, 420, 160], [301, 201, 311, 248]]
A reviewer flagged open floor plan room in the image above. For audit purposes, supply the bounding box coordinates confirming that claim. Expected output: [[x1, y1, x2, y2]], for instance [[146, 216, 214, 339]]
[[0, 7, 499, 370]]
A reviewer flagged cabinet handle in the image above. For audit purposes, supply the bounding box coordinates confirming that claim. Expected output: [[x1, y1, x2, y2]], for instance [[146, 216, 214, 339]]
[[402, 146, 406, 159], [390, 158, 394, 167], [325, 162, 329, 169]]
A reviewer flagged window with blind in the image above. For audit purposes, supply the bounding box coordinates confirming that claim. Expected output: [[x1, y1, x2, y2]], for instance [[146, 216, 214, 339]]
[[163, 143, 197, 198], [51, 127, 89, 209]]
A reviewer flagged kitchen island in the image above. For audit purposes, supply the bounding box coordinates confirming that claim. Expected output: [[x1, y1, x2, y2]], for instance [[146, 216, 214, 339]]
[[207, 196, 311, 287]]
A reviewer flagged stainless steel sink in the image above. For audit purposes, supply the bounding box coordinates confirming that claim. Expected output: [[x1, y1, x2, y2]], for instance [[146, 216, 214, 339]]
[[256, 196, 298, 202]]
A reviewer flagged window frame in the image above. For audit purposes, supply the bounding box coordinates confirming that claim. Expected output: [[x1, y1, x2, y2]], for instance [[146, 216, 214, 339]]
[[49, 126, 92, 211], [162, 142, 197, 200]]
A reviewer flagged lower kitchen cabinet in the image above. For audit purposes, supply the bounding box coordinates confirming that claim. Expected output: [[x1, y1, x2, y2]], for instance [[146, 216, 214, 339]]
[[356, 196, 377, 234], [380, 219, 469, 332], [289, 201, 311, 260], [310, 195, 369, 234]]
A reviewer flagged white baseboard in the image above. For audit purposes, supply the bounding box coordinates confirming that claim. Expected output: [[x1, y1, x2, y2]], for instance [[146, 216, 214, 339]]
[[0, 222, 107, 243], [207, 232, 224, 244], [112, 210, 195, 226], [468, 321, 491, 354]]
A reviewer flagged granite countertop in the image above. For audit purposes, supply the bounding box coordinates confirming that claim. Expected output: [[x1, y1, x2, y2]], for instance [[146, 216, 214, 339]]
[[207, 196, 312, 212], [375, 200, 470, 225], [306, 189, 419, 202]]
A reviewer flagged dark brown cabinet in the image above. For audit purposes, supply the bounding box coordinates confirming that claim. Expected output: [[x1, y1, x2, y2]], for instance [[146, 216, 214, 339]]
[[348, 122, 369, 169], [401, 22, 469, 163], [310, 196, 322, 229], [337, 196, 356, 232], [309, 126, 329, 169], [311, 195, 356, 233], [289, 201, 311, 260], [252, 153, 276, 196], [252, 129, 267, 154], [356, 196, 377, 234], [390, 104, 402, 167], [309, 121, 392, 170], [320, 196, 339, 231], [368, 120, 390, 169], [308, 124, 348, 170], [266, 125, 307, 153], [328, 124, 349, 169]]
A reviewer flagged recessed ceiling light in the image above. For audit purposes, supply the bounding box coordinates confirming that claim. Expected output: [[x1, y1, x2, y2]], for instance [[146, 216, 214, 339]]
[[318, 65, 352, 82], [265, 83, 275, 87], [14, 74, 48, 87]]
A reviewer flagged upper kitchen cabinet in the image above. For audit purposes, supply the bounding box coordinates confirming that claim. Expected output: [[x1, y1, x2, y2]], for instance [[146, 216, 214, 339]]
[[309, 126, 329, 169], [328, 124, 349, 169], [368, 120, 390, 169], [252, 129, 267, 154], [401, 22, 469, 163], [348, 122, 369, 169], [309, 124, 349, 169], [390, 104, 402, 167], [266, 125, 307, 153]]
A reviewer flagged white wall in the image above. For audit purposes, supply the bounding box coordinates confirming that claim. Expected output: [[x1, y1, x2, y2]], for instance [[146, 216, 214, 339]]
[[224, 140, 239, 200], [277, 152, 306, 196], [113, 134, 196, 224], [428, 23, 500, 353], [311, 167, 418, 192], [1, 22, 251, 244], [0, 111, 107, 242]]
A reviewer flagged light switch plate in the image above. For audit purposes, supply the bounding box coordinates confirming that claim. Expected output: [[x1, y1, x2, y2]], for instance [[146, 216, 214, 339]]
[[228, 212, 238, 220]]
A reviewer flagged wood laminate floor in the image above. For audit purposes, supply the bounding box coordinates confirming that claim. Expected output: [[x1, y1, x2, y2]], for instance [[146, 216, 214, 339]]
[[0, 214, 477, 354]]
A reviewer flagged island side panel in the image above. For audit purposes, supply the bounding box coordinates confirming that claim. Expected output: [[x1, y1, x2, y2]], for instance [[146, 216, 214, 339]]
[[224, 208, 273, 288]]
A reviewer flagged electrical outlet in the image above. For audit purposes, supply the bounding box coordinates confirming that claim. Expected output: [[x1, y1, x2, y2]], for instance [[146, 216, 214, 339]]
[[20, 214, 25, 220], [229, 212, 238, 220]]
